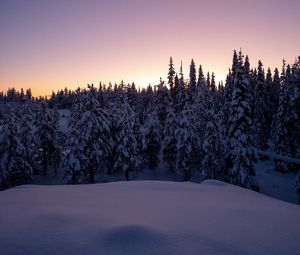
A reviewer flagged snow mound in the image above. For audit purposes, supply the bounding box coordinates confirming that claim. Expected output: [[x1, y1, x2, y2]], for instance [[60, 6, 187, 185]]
[[0, 181, 299, 255]]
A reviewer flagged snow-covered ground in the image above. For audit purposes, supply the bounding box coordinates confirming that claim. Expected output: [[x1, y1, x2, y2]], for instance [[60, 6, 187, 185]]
[[0, 180, 299, 255], [255, 160, 299, 204], [32, 159, 299, 204]]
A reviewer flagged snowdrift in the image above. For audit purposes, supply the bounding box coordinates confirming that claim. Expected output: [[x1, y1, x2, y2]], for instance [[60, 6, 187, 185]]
[[0, 180, 299, 255]]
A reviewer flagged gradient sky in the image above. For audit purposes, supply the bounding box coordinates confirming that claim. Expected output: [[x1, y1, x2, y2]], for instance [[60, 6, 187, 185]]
[[1, 0, 299, 97]]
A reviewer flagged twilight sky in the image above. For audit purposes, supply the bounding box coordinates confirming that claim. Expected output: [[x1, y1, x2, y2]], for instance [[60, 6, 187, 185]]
[[0, 0, 299, 97]]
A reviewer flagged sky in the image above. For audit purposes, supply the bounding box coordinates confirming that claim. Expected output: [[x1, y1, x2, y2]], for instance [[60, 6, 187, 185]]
[[0, 0, 299, 97]]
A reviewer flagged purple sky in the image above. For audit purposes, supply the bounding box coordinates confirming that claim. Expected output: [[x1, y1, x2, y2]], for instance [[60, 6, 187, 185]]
[[1, 0, 299, 96]]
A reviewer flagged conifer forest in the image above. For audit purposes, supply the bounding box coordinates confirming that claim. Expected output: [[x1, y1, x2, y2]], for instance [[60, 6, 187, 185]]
[[1, 51, 300, 197]]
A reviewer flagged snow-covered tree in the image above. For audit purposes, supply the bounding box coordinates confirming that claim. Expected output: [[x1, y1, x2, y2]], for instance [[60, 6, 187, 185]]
[[175, 103, 199, 181], [65, 92, 111, 183], [168, 57, 176, 100], [210, 72, 216, 93], [35, 102, 58, 175], [202, 110, 225, 180], [274, 63, 297, 172], [154, 79, 171, 127], [188, 59, 197, 101], [0, 111, 32, 187], [253, 60, 268, 150], [161, 105, 178, 172], [141, 109, 162, 170], [110, 92, 141, 180], [226, 51, 258, 191], [174, 63, 187, 113]]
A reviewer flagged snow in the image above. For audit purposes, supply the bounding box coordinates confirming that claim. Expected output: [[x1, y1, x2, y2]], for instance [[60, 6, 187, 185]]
[[255, 160, 298, 203], [0, 180, 299, 255]]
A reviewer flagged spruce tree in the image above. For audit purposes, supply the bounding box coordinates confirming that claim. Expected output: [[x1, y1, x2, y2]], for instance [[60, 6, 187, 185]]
[[141, 109, 162, 170], [175, 103, 199, 181], [0, 111, 32, 187], [162, 105, 178, 172], [274, 62, 297, 172], [202, 110, 225, 180], [197, 65, 206, 88], [35, 102, 57, 175], [254, 60, 268, 150], [111, 93, 140, 180], [226, 51, 258, 191], [210, 72, 216, 93], [188, 59, 197, 101], [168, 57, 176, 100], [64, 91, 111, 183]]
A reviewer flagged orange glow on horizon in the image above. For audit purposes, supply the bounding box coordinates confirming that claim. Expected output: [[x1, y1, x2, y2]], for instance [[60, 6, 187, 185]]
[[0, 0, 299, 97]]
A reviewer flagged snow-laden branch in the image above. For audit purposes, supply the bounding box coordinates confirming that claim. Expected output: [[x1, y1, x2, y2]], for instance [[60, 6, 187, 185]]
[[254, 149, 300, 165]]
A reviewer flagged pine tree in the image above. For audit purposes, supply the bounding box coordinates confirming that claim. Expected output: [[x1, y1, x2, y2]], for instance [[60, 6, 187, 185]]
[[226, 51, 258, 191]]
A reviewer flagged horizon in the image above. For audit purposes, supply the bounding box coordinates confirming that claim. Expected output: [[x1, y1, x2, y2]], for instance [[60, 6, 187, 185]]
[[1, 0, 299, 97]]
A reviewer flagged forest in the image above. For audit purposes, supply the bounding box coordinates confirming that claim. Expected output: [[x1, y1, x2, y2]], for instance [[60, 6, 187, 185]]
[[0, 50, 300, 194]]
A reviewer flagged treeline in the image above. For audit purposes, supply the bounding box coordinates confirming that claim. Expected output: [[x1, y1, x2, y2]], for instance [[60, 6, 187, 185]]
[[0, 51, 300, 192]]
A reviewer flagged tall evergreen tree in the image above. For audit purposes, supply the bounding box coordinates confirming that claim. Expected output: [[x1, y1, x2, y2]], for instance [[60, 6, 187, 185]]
[[274, 62, 297, 172], [0, 111, 32, 187], [226, 51, 258, 190], [141, 110, 162, 170], [168, 57, 176, 100], [162, 105, 178, 172], [64, 92, 111, 183], [210, 72, 216, 93], [35, 102, 57, 175], [202, 110, 225, 180], [111, 93, 141, 180], [254, 60, 268, 150], [188, 59, 197, 100], [175, 103, 199, 181], [197, 65, 206, 88]]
